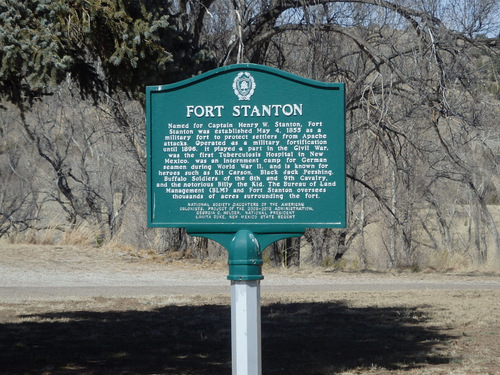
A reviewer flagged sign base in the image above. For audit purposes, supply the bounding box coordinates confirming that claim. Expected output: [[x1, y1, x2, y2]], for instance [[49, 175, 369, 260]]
[[189, 230, 302, 375]]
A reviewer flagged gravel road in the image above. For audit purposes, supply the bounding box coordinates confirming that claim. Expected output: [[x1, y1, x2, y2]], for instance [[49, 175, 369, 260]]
[[1, 244, 499, 301]]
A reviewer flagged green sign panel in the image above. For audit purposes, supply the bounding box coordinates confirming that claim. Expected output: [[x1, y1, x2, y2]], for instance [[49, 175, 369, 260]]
[[146, 64, 345, 233]]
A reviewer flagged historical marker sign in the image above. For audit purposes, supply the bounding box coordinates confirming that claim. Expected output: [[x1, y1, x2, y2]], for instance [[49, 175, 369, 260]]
[[146, 64, 345, 233], [147, 64, 346, 375]]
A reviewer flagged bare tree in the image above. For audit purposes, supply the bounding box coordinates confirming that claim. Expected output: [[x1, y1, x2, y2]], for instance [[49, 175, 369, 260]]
[[194, 0, 500, 266], [2, 0, 499, 267]]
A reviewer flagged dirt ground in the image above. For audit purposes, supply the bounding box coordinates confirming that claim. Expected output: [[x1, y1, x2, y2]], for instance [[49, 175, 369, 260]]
[[1, 244, 500, 374]]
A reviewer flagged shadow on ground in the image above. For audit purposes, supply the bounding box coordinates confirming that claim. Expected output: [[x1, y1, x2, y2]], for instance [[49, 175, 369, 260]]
[[0, 301, 454, 374]]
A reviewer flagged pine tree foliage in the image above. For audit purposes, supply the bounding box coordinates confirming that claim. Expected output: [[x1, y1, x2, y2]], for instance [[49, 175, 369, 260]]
[[0, 0, 214, 107]]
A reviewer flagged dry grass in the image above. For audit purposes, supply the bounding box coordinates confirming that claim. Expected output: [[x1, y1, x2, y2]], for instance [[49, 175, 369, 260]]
[[5, 220, 100, 247], [0, 290, 499, 374]]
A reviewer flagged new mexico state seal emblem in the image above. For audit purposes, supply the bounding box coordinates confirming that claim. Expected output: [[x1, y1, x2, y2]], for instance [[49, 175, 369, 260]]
[[233, 72, 255, 100]]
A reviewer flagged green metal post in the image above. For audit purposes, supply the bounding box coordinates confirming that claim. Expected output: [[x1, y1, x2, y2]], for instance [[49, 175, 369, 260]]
[[227, 230, 263, 281]]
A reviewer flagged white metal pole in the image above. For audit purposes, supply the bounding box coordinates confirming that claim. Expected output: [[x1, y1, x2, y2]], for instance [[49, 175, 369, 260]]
[[231, 280, 262, 375]]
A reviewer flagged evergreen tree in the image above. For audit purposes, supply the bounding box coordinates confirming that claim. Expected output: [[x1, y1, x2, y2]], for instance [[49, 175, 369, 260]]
[[0, 0, 214, 108]]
